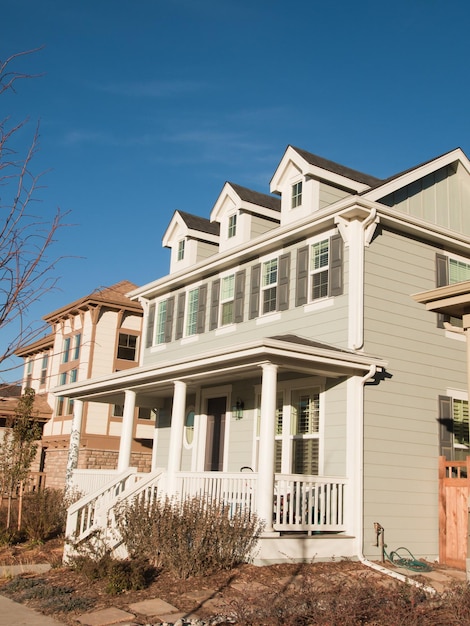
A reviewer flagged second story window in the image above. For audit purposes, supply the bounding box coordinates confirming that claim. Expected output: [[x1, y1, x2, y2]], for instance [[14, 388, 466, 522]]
[[40, 355, 48, 385], [262, 259, 278, 314], [186, 288, 199, 336], [73, 333, 81, 360], [155, 300, 167, 344], [221, 275, 235, 325], [310, 239, 329, 300], [449, 258, 470, 283], [228, 214, 237, 238], [291, 181, 302, 208], [117, 333, 138, 361], [177, 239, 185, 261], [62, 337, 71, 363], [26, 359, 33, 387]]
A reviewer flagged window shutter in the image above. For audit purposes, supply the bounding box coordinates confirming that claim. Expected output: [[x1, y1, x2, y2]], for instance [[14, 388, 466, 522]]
[[249, 264, 261, 319], [438, 395, 454, 460], [278, 253, 290, 311], [209, 279, 220, 330], [436, 253, 449, 329], [234, 270, 246, 323], [296, 246, 309, 307], [175, 292, 186, 340], [164, 296, 175, 343], [145, 303, 155, 348], [328, 234, 343, 297], [197, 284, 207, 334]]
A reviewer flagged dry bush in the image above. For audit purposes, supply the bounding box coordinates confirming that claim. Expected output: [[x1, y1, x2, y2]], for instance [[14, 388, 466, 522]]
[[21, 489, 68, 542], [115, 494, 264, 578]]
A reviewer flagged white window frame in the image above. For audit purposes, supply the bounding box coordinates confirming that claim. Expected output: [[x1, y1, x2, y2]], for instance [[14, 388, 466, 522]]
[[291, 180, 303, 208], [261, 257, 278, 314], [185, 288, 199, 337], [177, 239, 185, 261], [228, 214, 237, 239], [220, 274, 235, 326], [155, 300, 167, 345]]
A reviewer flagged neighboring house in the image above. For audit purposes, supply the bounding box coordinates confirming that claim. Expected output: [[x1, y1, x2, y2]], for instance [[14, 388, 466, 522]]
[[15, 281, 148, 489], [59, 146, 470, 566]]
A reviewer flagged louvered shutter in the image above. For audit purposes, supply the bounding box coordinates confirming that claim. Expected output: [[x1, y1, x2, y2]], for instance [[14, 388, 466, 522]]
[[329, 234, 343, 297], [249, 264, 261, 319], [209, 280, 220, 330], [164, 296, 175, 343], [234, 270, 246, 323], [278, 253, 290, 311], [438, 395, 454, 460], [175, 292, 186, 340], [296, 246, 309, 307], [197, 284, 207, 334], [145, 303, 155, 348], [436, 253, 449, 329]]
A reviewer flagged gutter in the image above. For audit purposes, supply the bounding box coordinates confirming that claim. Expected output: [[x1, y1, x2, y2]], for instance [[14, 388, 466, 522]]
[[357, 365, 437, 595]]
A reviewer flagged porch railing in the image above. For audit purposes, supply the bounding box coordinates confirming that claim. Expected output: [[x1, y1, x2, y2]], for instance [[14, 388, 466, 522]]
[[274, 474, 347, 532], [175, 471, 347, 532], [69, 469, 125, 497]]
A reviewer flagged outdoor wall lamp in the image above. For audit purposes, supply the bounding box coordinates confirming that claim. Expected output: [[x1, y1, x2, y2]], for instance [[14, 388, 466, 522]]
[[232, 398, 244, 419]]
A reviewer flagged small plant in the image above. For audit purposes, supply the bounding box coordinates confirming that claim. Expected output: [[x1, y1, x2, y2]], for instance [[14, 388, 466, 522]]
[[21, 488, 69, 542], [115, 494, 264, 578]]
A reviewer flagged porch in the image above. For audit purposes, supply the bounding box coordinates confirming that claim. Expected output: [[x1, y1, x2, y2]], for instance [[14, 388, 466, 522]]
[[65, 468, 351, 563]]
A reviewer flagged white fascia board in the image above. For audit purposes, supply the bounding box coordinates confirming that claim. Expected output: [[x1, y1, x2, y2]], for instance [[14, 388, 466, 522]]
[[240, 202, 280, 222], [53, 336, 387, 400], [270, 146, 370, 194], [162, 212, 186, 248], [210, 182, 237, 222], [364, 148, 469, 202]]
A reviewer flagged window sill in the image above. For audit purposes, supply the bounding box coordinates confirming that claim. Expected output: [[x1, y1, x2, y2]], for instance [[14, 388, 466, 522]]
[[150, 344, 167, 353], [303, 298, 334, 313], [181, 335, 199, 345], [215, 324, 237, 336], [256, 312, 281, 325]]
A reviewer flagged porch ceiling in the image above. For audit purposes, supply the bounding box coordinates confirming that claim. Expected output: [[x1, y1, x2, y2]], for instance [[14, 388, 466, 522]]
[[55, 335, 387, 405]]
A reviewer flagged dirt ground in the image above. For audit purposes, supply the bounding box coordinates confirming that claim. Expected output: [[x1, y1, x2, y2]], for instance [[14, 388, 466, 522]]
[[0, 539, 465, 625]]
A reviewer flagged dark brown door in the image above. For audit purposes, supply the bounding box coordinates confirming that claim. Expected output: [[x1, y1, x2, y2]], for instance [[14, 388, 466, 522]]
[[204, 397, 226, 471]]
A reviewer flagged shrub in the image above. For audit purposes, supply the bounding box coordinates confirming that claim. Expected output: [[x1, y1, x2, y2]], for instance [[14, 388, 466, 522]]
[[115, 494, 264, 578], [21, 489, 68, 542]]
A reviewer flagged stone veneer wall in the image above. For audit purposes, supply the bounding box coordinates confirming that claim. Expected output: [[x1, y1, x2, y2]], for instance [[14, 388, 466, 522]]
[[43, 447, 153, 490]]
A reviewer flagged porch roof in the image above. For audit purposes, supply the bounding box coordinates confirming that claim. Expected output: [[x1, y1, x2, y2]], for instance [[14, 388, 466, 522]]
[[54, 335, 386, 406], [412, 281, 470, 318]]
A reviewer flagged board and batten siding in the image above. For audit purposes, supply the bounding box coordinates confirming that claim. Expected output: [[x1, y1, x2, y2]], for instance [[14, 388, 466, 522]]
[[362, 228, 468, 561], [379, 163, 470, 236]]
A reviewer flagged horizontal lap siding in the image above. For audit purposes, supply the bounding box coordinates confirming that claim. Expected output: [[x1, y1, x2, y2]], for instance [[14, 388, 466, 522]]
[[362, 229, 467, 561]]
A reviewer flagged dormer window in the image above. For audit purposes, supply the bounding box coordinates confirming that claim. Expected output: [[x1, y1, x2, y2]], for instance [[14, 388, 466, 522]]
[[177, 239, 185, 261], [291, 181, 303, 208], [228, 214, 237, 238]]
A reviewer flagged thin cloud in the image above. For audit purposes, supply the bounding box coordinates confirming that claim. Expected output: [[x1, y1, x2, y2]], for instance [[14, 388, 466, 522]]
[[62, 129, 158, 147]]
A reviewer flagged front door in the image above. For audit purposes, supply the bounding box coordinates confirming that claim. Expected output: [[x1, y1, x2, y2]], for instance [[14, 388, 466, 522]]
[[205, 397, 226, 471]]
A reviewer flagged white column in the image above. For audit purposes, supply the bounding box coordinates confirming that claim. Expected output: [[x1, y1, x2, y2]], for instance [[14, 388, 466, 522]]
[[166, 380, 186, 495], [117, 389, 136, 473], [65, 399, 84, 493], [151, 416, 159, 472], [257, 362, 278, 532]]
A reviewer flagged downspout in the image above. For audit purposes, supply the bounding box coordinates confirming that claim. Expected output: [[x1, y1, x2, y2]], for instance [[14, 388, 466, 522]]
[[356, 365, 437, 594]]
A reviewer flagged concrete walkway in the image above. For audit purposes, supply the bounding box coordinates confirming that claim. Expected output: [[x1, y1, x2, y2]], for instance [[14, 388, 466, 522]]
[[0, 595, 66, 626]]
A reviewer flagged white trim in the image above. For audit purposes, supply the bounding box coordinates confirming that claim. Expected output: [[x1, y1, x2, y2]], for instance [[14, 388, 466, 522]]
[[303, 299, 334, 313], [446, 388, 468, 401], [256, 312, 281, 325], [215, 324, 236, 336]]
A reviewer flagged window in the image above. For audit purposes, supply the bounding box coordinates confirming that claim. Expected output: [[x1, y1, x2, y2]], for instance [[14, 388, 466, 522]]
[[113, 404, 124, 417], [73, 333, 81, 360], [310, 239, 329, 300], [296, 234, 343, 306], [262, 259, 278, 314], [112, 405, 155, 420], [26, 359, 32, 388], [40, 355, 48, 385], [185, 409, 195, 445], [62, 337, 71, 363], [291, 181, 302, 208], [177, 239, 185, 261], [117, 333, 138, 361], [228, 214, 237, 238], [56, 372, 67, 416], [436, 254, 470, 328], [186, 288, 199, 336], [291, 389, 320, 474], [220, 275, 235, 325], [439, 395, 469, 460], [155, 300, 167, 344]]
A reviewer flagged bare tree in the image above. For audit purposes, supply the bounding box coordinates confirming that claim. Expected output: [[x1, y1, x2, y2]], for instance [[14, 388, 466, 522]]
[[0, 49, 67, 373]]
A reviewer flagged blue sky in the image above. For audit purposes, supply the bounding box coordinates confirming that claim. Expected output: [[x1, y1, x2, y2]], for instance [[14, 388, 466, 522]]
[[2, 0, 470, 381]]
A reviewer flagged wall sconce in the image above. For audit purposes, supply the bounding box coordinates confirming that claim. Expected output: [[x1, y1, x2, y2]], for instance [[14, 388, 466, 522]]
[[232, 398, 244, 420]]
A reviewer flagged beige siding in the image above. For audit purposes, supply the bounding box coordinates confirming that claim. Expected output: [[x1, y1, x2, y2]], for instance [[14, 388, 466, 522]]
[[249, 214, 279, 239], [379, 163, 470, 236], [319, 182, 349, 210], [362, 229, 468, 560]]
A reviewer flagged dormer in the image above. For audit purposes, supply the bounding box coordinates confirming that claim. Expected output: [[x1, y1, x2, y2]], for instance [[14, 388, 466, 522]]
[[162, 210, 220, 273], [210, 182, 281, 252], [270, 145, 381, 226]]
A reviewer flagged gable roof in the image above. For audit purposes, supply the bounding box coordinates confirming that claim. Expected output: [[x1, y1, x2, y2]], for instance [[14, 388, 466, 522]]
[[177, 210, 220, 236], [227, 183, 281, 212], [291, 147, 382, 188], [43, 280, 142, 323]]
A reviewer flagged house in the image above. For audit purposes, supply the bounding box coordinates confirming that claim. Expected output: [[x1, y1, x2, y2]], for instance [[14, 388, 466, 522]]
[[15, 281, 148, 489], [58, 146, 470, 565]]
